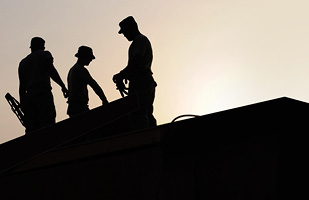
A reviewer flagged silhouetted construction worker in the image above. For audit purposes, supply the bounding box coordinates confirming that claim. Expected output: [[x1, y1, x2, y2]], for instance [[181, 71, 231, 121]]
[[113, 16, 157, 130], [18, 37, 68, 134], [67, 46, 108, 117]]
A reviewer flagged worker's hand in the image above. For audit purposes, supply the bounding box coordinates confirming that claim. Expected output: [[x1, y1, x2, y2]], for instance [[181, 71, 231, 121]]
[[116, 81, 128, 97], [113, 72, 128, 97], [112, 72, 123, 83], [62, 87, 69, 98]]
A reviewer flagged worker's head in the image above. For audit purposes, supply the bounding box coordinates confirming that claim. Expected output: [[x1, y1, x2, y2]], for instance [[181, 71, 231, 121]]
[[30, 37, 45, 52], [75, 46, 95, 66], [118, 16, 139, 41]]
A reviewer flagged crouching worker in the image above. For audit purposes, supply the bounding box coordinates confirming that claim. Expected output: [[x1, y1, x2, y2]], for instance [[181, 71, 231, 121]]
[[67, 46, 108, 117]]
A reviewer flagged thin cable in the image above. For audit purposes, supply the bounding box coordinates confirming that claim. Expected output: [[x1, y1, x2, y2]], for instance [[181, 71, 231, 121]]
[[171, 114, 200, 123]]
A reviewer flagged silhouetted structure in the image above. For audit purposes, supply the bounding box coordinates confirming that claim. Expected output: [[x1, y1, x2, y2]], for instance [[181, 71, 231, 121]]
[[18, 37, 68, 133], [113, 16, 157, 130], [0, 97, 308, 199], [5, 93, 25, 127], [67, 46, 108, 117]]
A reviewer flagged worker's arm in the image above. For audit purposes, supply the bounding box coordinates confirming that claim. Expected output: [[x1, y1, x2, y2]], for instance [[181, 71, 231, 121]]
[[18, 65, 26, 108], [84, 69, 108, 105], [19, 83, 26, 105], [88, 78, 108, 105], [48, 64, 69, 98], [41, 51, 68, 98], [113, 54, 143, 84], [120, 35, 151, 78], [120, 54, 144, 77]]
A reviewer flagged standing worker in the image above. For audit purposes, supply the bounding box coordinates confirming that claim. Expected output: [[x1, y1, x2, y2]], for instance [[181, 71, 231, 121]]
[[18, 37, 68, 134], [67, 46, 108, 117], [113, 16, 157, 130]]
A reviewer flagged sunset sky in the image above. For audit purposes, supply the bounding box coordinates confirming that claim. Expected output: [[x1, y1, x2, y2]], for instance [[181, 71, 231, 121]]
[[1, 0, 309, 144]]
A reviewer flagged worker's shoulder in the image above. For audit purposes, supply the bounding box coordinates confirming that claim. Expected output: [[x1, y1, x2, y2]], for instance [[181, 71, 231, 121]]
[[19, 51, 53, 70], [70, 64, 89, 75], [19, 52, 33, 67], [23, 50, 53, 61], [38, 50, 53, 59], [134, 34, 150, 42], [29, 50, 52, 56], [132, 34, 151, 48], [19, 55, 29, 66]]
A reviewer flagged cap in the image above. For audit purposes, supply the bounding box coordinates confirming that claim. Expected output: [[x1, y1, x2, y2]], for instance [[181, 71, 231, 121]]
[[75, 46, 95, 59], [30, 37, 45, 49], [118, 16, 138, 34]]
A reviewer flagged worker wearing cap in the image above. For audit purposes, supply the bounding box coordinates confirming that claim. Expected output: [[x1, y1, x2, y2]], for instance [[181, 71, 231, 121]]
[[67, 46, 108, 117], [18, 37, 68, 133], [113, 16, 157, 130]]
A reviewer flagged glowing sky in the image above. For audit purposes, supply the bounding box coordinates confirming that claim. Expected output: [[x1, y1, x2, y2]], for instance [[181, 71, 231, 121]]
[[1, 0, 309, 144]]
